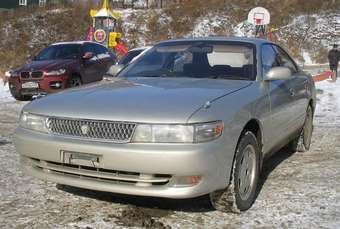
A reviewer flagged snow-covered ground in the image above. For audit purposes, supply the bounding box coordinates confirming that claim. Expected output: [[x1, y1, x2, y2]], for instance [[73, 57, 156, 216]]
[[0, 74, 340, 228], [0, 83, 14, 103]]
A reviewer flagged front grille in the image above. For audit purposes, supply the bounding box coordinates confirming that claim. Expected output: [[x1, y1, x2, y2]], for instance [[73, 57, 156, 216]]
[[31, 71, 43, 78], [29, 157, 171, 186], [21, 72, 30, 79], [47, 117, 136, 143]]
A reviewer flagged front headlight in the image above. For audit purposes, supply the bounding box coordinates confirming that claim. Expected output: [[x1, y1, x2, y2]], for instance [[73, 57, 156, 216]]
[[132, 121, 223, 143], [5, 71, 12, 77], [19, 112, 49, 133], [6, 70, 19, 77], [45, 69, 66, 76]]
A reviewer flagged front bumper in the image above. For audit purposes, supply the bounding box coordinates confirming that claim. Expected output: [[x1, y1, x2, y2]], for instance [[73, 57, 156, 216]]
[[8, 75, 68, 96], [14, 127, 235, 199]]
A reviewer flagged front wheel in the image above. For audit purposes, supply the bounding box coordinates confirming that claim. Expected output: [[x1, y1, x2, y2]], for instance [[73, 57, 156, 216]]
[[289, 105, 314, 152], [67, 76, 82, 88], [210, 131, 260, 213]]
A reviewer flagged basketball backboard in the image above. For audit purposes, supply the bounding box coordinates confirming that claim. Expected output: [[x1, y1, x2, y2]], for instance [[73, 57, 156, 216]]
[[247, 7, 270, 25]]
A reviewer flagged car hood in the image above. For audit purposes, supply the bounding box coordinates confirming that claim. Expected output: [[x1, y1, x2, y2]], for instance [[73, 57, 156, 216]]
[[16, 59, 75, 72], [25, 78, 252, 123]]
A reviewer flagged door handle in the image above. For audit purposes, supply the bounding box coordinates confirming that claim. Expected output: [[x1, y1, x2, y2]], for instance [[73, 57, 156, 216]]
[[289, 88, 295, 97]]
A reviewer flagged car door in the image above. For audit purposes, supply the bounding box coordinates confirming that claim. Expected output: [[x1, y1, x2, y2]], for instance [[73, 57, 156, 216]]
[[100, 45, 116, 71], [262, 44, 297, 151], [273, 45, 308, 129], [94, 44, 114, 79], [81, 43, 101, 83]]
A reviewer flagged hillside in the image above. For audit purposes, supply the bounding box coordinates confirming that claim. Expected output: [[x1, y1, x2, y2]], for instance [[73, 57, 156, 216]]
[[0, 0, 339, 71]]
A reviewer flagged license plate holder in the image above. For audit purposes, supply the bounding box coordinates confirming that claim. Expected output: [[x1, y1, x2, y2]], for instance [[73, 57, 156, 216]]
[[22, 82, 39, 89], [62, 151, 100, 167]]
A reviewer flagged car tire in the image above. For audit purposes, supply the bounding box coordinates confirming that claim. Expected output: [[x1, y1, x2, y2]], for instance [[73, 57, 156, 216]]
[[67, 75, 82, 88], [209, 131, 260, 213], [13, 94, 31, 101], [289, 105, 313, 152]]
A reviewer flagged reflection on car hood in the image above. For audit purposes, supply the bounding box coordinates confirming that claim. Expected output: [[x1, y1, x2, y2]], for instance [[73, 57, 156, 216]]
[[17, 59, 75, 72], [25, 77, 252, 123]]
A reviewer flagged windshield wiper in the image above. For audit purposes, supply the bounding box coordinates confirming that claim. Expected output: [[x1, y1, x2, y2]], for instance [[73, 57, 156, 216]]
[[135, 74, 169, 78], [208, 75, 247, 80]]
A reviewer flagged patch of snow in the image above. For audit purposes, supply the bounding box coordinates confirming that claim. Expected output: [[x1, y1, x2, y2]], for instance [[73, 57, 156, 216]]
[[233, 21, 254, 38], [278, 13, 340, 47], [0, 83, 14, 103], [118, 9, 149, 46], [302, 50, 313, 64], [191, 13, 233, 37], [315, 76, 340, 126], [47, 8, 70, 14]]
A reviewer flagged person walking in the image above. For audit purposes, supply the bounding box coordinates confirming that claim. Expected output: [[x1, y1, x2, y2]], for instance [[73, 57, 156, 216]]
[[328, 44, 339, 79]]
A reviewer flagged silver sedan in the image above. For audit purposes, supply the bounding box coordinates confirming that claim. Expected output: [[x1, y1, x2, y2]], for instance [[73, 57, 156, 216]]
[[14, 37, 316, 212]]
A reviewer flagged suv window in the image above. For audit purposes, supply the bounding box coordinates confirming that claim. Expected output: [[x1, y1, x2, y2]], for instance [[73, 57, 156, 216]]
[[35, 44, 81, 60], [82, 43, 95, 55], [261, 44, 279, 76], [94, 44, 108, 55], [273, 46, 298, 73]]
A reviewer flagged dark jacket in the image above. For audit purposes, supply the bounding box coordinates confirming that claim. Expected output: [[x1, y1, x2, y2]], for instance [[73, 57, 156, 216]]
[[328, 48, 339, 69]]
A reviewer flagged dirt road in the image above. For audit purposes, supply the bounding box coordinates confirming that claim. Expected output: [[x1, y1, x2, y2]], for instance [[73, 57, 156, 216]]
[[0, 80, 339, 228]]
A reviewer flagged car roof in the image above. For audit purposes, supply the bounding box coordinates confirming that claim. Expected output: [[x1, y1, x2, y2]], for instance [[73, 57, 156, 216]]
[[51, 41, 108, 48], [157, 37, 272, 46], [129, 46, 152, 52]]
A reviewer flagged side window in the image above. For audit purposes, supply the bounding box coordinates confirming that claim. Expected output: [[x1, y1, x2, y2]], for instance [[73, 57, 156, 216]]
[[94, 44, 104, 55], [261, 44, 279, 76], [100, 45, 109, 54], [273, 46, 298, 73], [82, 43, 95, 55], [94, 44, 111, 59], [173, 51, 193, 72]]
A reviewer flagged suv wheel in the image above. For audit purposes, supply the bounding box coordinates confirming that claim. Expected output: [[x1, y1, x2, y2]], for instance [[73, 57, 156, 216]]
[[67, 76, 82, 88], [209, 131, 260, 213]]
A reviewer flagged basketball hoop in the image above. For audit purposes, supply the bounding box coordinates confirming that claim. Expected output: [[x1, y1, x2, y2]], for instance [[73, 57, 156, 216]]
[[248, 7, 270, 26], [255, 18, 263, 25], [247, 7, 270, 39]]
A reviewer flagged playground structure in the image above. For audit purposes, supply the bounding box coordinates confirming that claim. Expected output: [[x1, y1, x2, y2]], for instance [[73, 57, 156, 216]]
[[87, 0, 128, 56]]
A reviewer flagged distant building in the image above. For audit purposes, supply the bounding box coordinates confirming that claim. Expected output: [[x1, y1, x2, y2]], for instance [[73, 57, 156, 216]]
[[0, 0, 80, 9]]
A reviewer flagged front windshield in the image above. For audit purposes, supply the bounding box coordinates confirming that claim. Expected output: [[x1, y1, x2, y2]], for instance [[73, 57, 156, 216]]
[[35, 44, 81, 61], [118, 41, 256, 80], [118, 50, 144, 65]]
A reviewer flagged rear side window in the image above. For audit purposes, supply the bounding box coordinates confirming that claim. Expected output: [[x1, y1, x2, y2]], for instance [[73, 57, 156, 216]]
[[261, 44, 279, 76]]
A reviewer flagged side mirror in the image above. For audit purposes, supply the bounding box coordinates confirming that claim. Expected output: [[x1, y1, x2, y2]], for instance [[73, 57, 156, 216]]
[[264, 67, 292, 81], [107, 64, 124, 77], [82, 52, 94, 60]]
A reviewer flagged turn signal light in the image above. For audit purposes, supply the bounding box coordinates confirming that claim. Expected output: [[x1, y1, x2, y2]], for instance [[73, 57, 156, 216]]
[[174, 176, 202, 186]]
